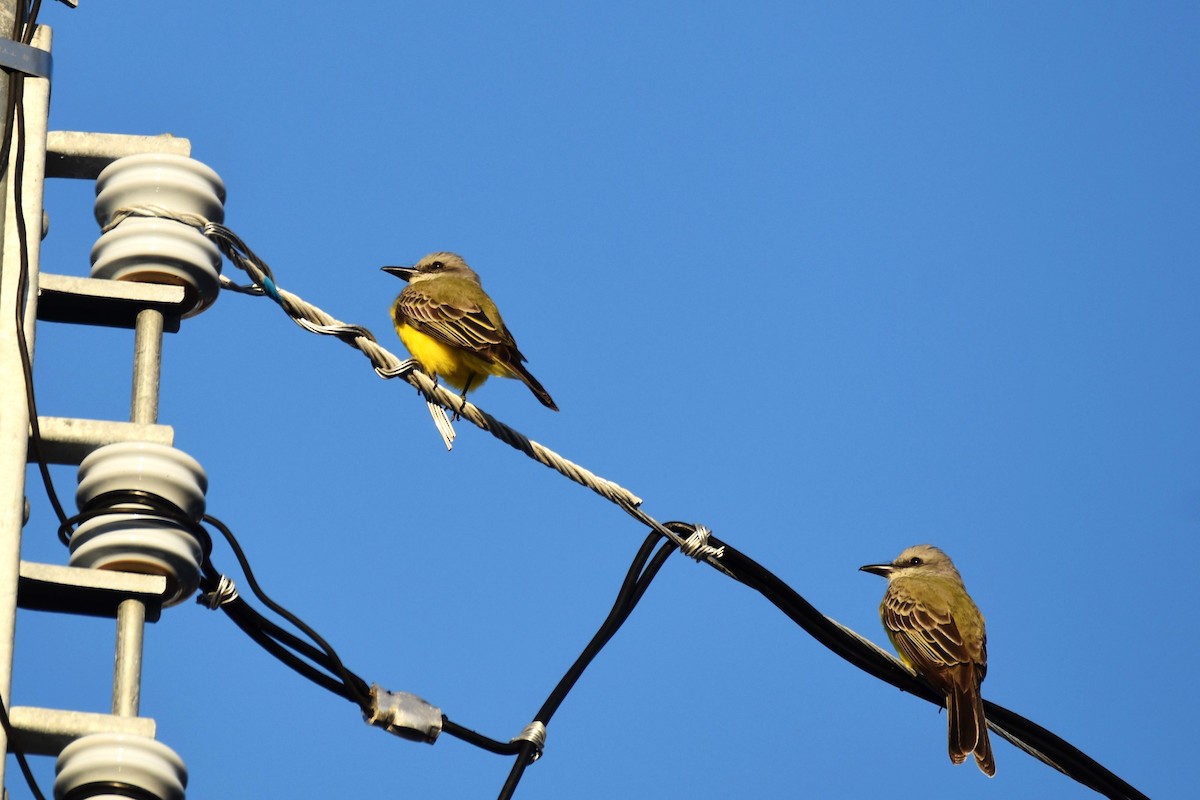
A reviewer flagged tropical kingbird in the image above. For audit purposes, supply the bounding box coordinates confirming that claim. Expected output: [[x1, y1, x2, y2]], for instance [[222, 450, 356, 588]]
[[860, 544, 995, 776], [382, 252, 558, 411]]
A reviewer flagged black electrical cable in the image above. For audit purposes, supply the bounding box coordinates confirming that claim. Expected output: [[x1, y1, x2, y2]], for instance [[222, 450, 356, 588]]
[[704, 532, 1150, 800], [63, 492, 374, 706], [199, 580, 368, 702], [22, 2, 42, 45], [211, 585, 353, 677], [534, 529, 675, 725], [195, 555, 372, 702], [62, 489, 213, 556], [201, 513, 374, 710], [68, 493, 357, 696], [70, 490, 372, 691], [440, 719, 522, 756], [980, 702, 1147, 800], [494, 527, 679, 800], [496, 740, 538, 800], [0, 1, 23, 170]]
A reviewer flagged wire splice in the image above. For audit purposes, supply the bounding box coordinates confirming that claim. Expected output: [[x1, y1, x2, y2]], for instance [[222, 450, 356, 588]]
[[364, 685, 443, 744], [678, 524, 724, 562], [198, 575, 239, 609], [509, 721, 547, 762]]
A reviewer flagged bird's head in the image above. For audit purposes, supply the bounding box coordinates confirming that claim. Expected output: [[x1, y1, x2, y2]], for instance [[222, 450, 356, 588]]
[[381, 252, 482, 285], [860, 544, 960, 581]]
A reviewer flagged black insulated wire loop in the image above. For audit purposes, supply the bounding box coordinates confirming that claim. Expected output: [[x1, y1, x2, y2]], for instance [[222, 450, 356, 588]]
[[58, 489, 214, 559], [198, 513, 374, 712], [59, 783, 161, 800]]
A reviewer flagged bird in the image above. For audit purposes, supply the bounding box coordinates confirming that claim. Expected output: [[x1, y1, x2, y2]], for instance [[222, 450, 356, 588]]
[[860, 544, 995, 776], [382, 252, 558, 411]]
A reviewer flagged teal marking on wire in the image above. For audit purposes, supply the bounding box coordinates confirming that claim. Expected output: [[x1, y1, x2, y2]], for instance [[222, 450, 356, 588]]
[[261, 275, 283, 304]]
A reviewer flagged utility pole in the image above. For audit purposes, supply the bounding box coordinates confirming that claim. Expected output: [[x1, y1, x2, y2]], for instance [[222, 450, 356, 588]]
[[0, 4, 43, 788], [0, 11, 220, 797]]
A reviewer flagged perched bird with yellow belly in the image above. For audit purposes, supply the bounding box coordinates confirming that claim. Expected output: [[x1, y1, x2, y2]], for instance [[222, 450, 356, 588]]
[[382, 253, 558, 411], [860, 544, 995, 777]]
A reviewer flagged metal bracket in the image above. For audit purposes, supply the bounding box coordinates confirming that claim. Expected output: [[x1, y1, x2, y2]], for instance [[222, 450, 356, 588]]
[[6, 707, 155, 756], [37, 272, 188, 331], [17, 561, 168, 621], [46, 131, 192, 180], [0, 38, 52, 79], [32, 417, 175, 466]]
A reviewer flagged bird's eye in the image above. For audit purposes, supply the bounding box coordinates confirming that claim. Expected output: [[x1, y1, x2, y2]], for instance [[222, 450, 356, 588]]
[[429, 261, 444, 271], [908, 557, 923, 566]]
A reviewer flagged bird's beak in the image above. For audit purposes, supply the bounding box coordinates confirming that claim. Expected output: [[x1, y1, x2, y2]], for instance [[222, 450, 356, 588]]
[[859, 563, 892, 577], [381, 265, 415, 282]]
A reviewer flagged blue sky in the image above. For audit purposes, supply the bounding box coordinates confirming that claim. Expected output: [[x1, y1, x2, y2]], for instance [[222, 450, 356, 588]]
[[13, 2, 1194, 798]]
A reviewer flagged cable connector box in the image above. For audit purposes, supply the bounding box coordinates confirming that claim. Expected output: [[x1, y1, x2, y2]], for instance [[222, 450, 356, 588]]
[[363, 684, 442, 744]]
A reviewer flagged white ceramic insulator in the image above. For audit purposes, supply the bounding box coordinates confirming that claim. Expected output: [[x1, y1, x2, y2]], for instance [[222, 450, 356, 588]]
[[76, 442, 208, 519], [91, 153, 226, 317], [54, 733, 187, 800], [70, 442, 208, 607]]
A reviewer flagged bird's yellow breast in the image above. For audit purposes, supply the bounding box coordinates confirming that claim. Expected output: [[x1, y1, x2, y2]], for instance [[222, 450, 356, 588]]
[[394, 321, 497, 391]]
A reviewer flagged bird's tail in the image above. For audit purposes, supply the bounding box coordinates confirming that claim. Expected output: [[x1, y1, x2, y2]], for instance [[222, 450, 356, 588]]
[[947, 670, 996, 777], [511, 361, 558, 411]]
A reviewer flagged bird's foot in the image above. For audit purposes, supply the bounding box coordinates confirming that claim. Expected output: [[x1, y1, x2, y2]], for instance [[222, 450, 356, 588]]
[[451, 392, 469, 422]]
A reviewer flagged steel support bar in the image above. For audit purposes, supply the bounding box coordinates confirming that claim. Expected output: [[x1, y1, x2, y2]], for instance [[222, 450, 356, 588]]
[[112, 598, 146, 717], [31, 416, 175, 466], [45, 130, 191, 180], [17, 560, 166, 621], [109, 305, 166, 716], [7, 706, 156, 756], [37, 272, 187, 331], [131, 309, 164, 426]]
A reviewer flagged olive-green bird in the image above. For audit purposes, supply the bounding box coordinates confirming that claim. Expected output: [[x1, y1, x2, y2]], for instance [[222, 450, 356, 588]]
[[382, 252, 558, 411], [860, 544, 995, 776]]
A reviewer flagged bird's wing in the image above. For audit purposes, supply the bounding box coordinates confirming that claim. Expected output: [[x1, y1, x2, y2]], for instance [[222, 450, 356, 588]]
[[881, 586, 974, 675], [398, 284, 518, 356]]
